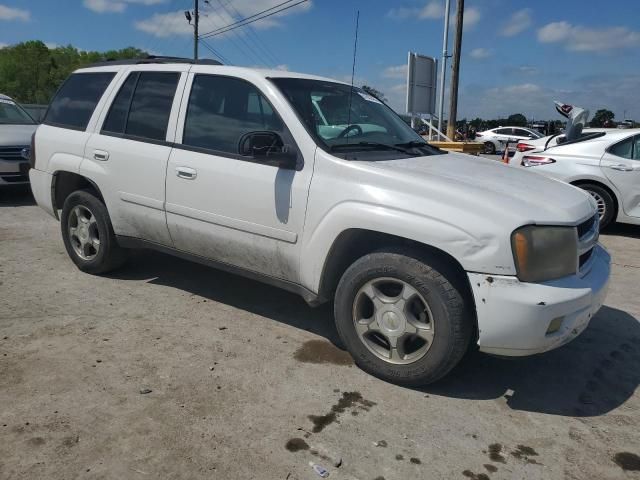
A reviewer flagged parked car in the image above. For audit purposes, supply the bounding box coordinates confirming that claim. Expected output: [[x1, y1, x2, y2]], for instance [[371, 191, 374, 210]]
[[0, 94, 38, 187], [30, 57, 609, 386], [510, 128, 611, 167], [512, 128, 640, 229], [476, 126, 543, 154]]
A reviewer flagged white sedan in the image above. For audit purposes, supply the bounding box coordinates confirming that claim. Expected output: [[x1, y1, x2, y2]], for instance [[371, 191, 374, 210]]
[[511, 128, 640, 228], [475, 126, 543, 154]]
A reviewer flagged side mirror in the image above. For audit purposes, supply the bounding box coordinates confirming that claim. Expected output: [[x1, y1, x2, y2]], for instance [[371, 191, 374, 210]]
[[238, 131, 298, 170]]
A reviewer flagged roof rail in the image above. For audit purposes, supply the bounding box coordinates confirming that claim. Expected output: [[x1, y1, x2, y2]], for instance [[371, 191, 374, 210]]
[[85, 55, 223, 68]]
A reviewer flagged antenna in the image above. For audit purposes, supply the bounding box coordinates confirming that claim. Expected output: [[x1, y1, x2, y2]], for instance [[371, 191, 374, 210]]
[[346, 10, 360, 144]]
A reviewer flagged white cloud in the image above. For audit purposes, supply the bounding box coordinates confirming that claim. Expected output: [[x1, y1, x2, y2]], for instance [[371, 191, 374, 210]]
[[274, 64, 289, 71], [382, 64, 408, 79], [469, 47, 491, 59], [419, 1, 443, 19], [388, 1, 441, 20], [44, 42, 59, 49], [135, 10, 195, 37], [459, 75, 640, 120], [500, 8, 532, 37], [450, 6, 480, 29], [537, 21, 640, 52], [136, 0, 312, 38], [83, 0, 167, 14], [0, 42, 8, 49], [0, 4, 30, 21]]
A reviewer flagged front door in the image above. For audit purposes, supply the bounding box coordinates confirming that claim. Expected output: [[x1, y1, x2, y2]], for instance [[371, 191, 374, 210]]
[[165, 72, 314, 282], [601, 133, 640, 218]]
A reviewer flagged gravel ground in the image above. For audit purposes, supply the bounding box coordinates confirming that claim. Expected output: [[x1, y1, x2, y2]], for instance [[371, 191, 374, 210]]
[[1, 186, 639, 480]]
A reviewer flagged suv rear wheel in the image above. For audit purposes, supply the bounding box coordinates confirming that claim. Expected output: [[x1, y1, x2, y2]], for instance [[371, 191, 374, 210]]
[[334, 249, 473, 386], [60, 190, 127, 274]]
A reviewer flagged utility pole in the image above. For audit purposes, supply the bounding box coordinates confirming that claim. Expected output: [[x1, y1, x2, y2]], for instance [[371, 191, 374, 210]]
[[446, 0, 464, 140], [436, 0, 451, 140], [193, 0, 199, 60]]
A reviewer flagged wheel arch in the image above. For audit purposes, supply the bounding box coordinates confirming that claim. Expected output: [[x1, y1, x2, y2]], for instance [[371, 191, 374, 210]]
[[52, 171, 104, 219], [317, 228, 478, 341], [318, 229, 473, 299], [570, 178, 619, 219]]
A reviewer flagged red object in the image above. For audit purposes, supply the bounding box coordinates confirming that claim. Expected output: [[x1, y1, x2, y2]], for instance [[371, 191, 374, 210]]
[[516, 142, 535, 152], [522, 155, 556, 166], [501, 143, 510, 163]]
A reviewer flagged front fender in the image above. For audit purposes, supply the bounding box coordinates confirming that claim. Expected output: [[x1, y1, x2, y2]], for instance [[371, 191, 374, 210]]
[[299, 201, 511, 293]]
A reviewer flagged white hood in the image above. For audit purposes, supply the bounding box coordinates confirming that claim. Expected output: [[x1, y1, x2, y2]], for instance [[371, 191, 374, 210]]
[[368, 152, 595, 226]]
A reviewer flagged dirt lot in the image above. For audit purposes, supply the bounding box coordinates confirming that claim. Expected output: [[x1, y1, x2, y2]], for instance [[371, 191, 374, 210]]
[[1, 186, 639, 480]]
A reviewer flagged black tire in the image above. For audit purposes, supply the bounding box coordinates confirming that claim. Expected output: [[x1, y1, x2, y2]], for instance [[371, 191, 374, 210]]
[[60, 189, 127, 274], [483, 142, 496, 154], [334, 248, 473, 386], [578, 183, 615, 229]]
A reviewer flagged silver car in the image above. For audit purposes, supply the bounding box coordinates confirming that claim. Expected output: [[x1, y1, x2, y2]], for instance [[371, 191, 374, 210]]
[[0, 94, 38, 187]]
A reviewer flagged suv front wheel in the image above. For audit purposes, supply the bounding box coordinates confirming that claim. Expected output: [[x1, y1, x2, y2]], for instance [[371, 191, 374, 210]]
[[60, 190, 127, 274], [334, 249, 473, 386]]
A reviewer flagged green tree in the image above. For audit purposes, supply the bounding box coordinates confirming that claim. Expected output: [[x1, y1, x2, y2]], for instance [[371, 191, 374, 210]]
[[590, 109, 615, 127], [361, 85, 387, 103], [507, 113, 527, 126], [0, 41, 147, 104]]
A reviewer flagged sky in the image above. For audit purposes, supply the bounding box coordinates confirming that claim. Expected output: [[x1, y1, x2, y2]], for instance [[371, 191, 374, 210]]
[[1, 0, 640, 121]]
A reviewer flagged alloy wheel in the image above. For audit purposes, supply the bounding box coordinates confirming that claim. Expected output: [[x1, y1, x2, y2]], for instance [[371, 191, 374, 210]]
[[68, 205, 100, 261], [352, 277, 435, 365]]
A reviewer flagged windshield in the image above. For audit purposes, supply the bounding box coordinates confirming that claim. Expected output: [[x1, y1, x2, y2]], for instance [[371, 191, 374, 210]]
[[270, 78, 443, 159], [0, 98, 36, 125]]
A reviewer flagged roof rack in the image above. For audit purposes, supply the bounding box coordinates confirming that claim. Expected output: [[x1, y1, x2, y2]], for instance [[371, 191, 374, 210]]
[[86, 55, 223, 68]]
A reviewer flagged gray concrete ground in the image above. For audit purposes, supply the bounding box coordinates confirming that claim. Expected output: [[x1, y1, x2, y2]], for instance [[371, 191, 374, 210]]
[[1, 185, 639, 480]]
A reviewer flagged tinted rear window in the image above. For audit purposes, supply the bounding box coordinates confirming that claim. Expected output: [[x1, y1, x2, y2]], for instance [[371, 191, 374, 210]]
[[44, 72, 115, 130], [125, 72, 179, 141]]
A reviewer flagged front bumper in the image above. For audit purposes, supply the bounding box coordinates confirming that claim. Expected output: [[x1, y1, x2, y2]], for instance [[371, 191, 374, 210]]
[[0, 157, 30, 185], [468, 244, 610, 356]]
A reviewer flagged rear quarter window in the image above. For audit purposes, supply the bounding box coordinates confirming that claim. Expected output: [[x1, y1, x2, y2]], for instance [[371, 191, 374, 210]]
[[44, 72, 116, 130]]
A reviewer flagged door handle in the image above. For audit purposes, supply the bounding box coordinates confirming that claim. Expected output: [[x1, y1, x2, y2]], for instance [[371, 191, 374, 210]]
[[607, 164, 634, 171], [93, 150, 109, 161], [176, 166, 197, 180]]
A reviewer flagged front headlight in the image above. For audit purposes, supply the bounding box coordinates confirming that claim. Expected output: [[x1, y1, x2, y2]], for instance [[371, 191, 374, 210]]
[[511, 225, 578, 282]]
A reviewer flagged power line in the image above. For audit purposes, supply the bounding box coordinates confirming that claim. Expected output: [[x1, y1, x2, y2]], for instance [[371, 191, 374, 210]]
[[217, 0, 281, 66], [199, 0, 296, 38], [199, 0, 308, 40], [200, 0, 270, 67], [200, 38, 232, 64]]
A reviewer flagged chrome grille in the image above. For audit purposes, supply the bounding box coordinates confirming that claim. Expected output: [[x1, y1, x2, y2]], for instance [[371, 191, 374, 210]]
[[0, 145, 27, 162], [577, 214, 599, 269]]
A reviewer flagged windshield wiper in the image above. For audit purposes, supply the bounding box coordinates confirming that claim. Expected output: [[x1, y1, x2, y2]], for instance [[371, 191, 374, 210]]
[[330, 141, 418, 155]]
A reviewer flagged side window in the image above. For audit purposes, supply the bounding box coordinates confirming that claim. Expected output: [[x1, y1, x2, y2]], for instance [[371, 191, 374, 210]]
[[102, 71, 180, 141], [495, 128, 511, 135], [609, 137, 633, 159], [183, 74, 284, 155], [514, 129, 532, 137], [633, 136, 640, 160], [45, 72, 115, 130], [102, 73, 138, 135]]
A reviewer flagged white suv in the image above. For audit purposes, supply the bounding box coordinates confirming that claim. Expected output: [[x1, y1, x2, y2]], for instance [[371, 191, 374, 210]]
[[29, 57, 610, 386]]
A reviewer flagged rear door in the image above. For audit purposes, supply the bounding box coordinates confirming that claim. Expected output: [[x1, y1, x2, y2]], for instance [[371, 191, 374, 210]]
[[83, 65, 188, 246], [600, 134, 640, 218]]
